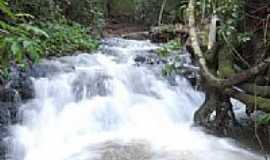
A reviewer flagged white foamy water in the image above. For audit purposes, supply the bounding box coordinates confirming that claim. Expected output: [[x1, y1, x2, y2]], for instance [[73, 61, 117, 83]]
[[11, 38, 263, 160]]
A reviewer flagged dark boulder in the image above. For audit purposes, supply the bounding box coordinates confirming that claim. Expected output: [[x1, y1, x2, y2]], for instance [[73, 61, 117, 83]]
[[6, 64, 35, 101], [0, 88, 20, 103], [0, 105, 11, 127], [0, 102, 20, 125], [134, 54, 163, 66], [10, 77, 34, 101], [134, 55, 146, 63]]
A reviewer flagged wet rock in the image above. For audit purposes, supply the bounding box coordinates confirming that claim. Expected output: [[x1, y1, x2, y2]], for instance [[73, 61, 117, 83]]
[[0, 88, 20, 103], [0, 106, 10, 126], [6, 61, 76, 102], [0, 127, 9, 138], [27, 63, 75, 78], [134, 56, 146, 63], [4, 64, 35, 101], [9, 75, 34, 101], [0, 138, 9, 160], [72, 71, 111, 101], [95, 141, 152, 160], [0, 102, 20, 125], [134, 54, 163, 66], [0, 127, 13, 160], [0, 103, 18, 159]]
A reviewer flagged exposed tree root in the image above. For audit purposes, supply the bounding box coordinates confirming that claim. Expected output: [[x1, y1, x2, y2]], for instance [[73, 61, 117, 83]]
[[188, 0, 270, 139], [194, 86, 238, 136]]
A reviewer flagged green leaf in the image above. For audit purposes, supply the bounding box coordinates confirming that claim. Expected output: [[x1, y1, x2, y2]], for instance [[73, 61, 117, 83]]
[[15, 13, 35, 19], [10, 41, 21, 56], [0, 0, 16, 19], [257, 114, 270, 125], [22, 40, 32, 48], [19, 24, 49, 38]]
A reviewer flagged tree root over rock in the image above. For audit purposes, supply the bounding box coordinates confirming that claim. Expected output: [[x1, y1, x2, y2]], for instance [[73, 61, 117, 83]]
[[188, 0, 270, 147]]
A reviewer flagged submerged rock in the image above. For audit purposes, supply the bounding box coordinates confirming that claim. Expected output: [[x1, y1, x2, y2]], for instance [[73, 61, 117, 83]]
[[27, 62, 75, 78], [134, 55, 146, 63], [94, 141, 152, 160], [134, 54, 164, 66], [72, 71, 111, 101]]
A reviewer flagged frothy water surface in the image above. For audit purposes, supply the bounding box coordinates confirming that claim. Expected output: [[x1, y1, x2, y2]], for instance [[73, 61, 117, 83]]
[[11, 38, 262, 160]]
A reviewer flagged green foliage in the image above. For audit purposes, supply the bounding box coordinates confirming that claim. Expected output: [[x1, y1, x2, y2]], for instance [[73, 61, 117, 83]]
[[11, 0, 105, 28], [1, 22, 99, 68], [257, 114, 270, 125], [40, 22, 99, 56], [0, 33, 40, 68], [157, 39, 186, 77], [10, 0, 62, 21], [162, 64, 175, 76], [176, 0, 251, 45], [0, 0, 15, 19], [108, 0, 182, 25], [237, 32, 252, 44], [157, 39, 182, 57], [19, 24, 49, 38], [0, 0, 100, 73], [59, 0, 105, 27]]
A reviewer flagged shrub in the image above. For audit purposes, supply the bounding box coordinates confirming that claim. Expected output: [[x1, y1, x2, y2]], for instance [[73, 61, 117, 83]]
[[10, 0, 105, 28], [0, 21, 99, 69], [40, 22, 99, 56], [1, 0, 99, 72]]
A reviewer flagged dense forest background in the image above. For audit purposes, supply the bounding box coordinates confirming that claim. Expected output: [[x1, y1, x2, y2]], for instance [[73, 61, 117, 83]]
[[1, 0, 270, 153]]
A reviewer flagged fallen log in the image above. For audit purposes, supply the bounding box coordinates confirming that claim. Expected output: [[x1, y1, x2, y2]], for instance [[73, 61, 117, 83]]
[[226, 88, 270, 113], [150, 23, 189, 43], [239, 83, 270, 98], [121, 31, 149, 40], [150, 23, 189, 33]]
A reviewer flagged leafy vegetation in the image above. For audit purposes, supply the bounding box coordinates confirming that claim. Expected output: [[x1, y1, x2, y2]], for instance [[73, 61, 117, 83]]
[[257, 114, 270, 125], [175, 0, 250, 45], [156, 39, 189, 77], [157, 39, 182, 57], [10, 0, 105, 27], [39, 22, 99, 56], [0, 21, 98, 68], [0, 0, 101, 73]]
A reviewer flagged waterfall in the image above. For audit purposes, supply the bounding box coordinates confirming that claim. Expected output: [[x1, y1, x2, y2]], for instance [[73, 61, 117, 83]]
[[10, 38, 262, 160]]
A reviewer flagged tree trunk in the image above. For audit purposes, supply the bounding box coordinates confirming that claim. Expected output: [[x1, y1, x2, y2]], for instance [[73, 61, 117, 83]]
[[158, 0, 167, 26]]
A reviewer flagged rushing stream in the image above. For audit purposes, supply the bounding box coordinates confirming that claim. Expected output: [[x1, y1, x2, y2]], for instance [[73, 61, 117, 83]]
[[10, 38, 262, 160]]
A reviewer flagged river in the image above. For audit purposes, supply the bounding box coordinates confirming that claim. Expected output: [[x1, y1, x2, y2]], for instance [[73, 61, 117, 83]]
[[10, 38, 263, 160]]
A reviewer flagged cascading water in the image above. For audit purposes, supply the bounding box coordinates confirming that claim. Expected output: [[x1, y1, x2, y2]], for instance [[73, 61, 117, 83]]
[[10, 38, 262, 160]]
